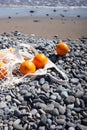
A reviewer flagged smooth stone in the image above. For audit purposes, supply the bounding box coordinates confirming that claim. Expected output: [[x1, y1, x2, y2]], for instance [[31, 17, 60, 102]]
[[75, 98, 80, 107], [50, 94, 57, 100], [8, 126, 13, 130], [41, 83, 49, 92], [38, 126, 45, 130], [47, 118, 52, 125], [67, 104, 74, 109], [55, 125, 63, 129], [13, 98, 21, 105], [30, 109, 37, 115], [68, 127, 75, 130], [75, 90, 84, 98], [39, 78, 45, 85], [40, 114, 47, 125], [56, 119, 65, 125], [80, 99, 85, 108], [13, 119, 23, 130], [35, 103, 47, 110], [52, 108, 59, 116], [46, 103, 54, 112], [23, 123, 28, 130], [61, 91, 68, 98], [58, 105, 66, 114], [77, 123, 87, 130], [52, 101, 60, 108], [50, 124, 56, 130], [83, 95, 87, 105], [58, 60, 64, 64], [4, 107, 10, 115], [0, 102, 7, 108], [66, 122, 76, 127], [65, 96, 75, 104], [14, 109, 21, 117], [20, 89, 28, 95], [0, 109, 4, 116], [80, 61, 86, 65], [71, 78, 79, 84], [24, 92, 32, 100], [5, 95, 11, 101], [4, 126, 8, 130], [81, 118, 87, 126]]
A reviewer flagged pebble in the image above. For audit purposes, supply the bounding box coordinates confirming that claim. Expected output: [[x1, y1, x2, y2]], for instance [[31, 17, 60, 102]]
[[52, 108, 59, 116], [68, 127, 75, 130], [46, 103, 54, 112], [61, 91, 68, 98], [13, 119, 23, 130], [75, 90, 84, 98], [56, 119, 65, 125], [58, 105, 66, 114], [0, 102, 7, 109], [65, 96, 75, 104], [70, 78, 79, 84], [39, 78, 45, 85], [5, 95, 11, 101], [40, 114, 47, 125]]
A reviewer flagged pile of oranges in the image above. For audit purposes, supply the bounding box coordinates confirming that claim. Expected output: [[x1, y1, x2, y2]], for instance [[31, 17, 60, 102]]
[[20, 42, 70, 75], [20, 53, 48, 75], [0, 42, 70, 78]]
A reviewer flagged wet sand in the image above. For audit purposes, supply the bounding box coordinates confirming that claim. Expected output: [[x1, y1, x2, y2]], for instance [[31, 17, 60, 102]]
[[0, 17, 87, 40]]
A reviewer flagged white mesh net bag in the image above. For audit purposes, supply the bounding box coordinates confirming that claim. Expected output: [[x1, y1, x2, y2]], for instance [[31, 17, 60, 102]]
[[0, 43, 68, 88]]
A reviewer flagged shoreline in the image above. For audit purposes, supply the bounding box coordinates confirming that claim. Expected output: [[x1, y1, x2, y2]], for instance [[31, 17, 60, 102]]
[[0, 17, 87, 40]]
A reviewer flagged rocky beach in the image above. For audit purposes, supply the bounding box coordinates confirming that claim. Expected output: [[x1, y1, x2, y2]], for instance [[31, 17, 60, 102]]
[[0, 31, 87, 130], [0, 0, 87, 129]]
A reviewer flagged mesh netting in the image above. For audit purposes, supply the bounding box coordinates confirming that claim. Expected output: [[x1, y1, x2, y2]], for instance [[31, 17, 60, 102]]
[[0, 43, 68, 88]]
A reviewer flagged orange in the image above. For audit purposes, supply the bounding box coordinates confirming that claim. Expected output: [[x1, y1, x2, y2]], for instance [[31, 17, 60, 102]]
[[20, 60, 36, 75], [56, 42, 70, 56], [33, 53, 48, 69], [9, 48, 15, 53], [0, 62, 7, 79]]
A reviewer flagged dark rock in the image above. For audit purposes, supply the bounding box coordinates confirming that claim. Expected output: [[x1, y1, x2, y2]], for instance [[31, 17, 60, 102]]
[[8, 16, 11, 19], [40, 114, 47, 125], [52, 108, 59, 116], [81, 118, 87, 126], [76, 123, 87, 130], [29, 10, 35, 13], [83, 95, 87, 106]]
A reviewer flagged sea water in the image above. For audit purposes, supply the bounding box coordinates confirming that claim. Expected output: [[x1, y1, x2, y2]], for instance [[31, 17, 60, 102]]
[[0, 6, 87, 18]]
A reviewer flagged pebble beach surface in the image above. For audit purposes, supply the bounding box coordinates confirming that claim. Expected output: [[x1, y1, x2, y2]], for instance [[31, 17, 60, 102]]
[[0, 31, 87, 130]]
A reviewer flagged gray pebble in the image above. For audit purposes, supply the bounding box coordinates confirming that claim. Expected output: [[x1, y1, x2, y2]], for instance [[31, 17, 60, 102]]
[[0, 102, 7, 108], [52, 108, 59, 116], [13, 119, 23, 130], [58, 105, 66, 114], [38, 126, 45, 130], [39, 78, 45, 85], [40, 114, 47, 125], [68, 127, 75, 130], [65, 96, 75, 104], [13, 98, 21, 105], [71, 78, 79, 84], [0, 109, 4, 116], [56, 119, 65, 125], [61, 91, 68, 98], [46, 103, 54, 112]]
